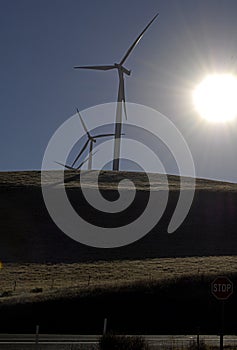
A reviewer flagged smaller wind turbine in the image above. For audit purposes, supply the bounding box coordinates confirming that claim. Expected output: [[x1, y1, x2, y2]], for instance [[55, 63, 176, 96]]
[[55, 150, 98, 171], [71, 108, 115, 170]]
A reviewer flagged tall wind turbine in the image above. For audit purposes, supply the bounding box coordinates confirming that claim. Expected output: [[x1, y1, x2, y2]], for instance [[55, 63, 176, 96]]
[[71, 108, 115, 170], [74, 13, 158, 171]]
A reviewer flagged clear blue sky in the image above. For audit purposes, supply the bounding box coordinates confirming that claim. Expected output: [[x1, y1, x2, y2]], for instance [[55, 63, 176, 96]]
[[1, 0, 237, 182]]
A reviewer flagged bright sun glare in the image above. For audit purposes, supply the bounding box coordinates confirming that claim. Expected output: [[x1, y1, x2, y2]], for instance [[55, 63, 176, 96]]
[[193, 74, 237, 123]]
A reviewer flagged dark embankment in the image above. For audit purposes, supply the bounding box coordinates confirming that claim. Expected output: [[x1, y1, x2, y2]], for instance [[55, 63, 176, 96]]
[[1, 170, 237, 263], [0, 274, 236, 334]]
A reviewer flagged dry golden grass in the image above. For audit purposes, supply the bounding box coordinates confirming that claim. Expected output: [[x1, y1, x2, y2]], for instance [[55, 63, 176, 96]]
[[1, 170, 237, 192], [0, 256, 237, 303]]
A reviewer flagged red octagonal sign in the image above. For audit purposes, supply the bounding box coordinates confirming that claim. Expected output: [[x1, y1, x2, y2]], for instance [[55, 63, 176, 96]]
[[211, 276, 233, 300]]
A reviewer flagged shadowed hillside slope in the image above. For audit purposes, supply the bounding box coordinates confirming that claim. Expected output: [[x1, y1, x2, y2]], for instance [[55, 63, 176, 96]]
[[1, 170, 237, 263]]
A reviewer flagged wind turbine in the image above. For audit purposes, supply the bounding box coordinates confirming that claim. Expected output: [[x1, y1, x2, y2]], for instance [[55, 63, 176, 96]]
[[74, 13, 158, 171], [71, 108, 115, 170], [55, 150, 98, 171]]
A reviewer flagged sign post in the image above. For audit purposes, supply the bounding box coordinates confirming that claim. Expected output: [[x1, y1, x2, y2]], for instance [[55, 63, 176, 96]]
[[35, 324, 40, 349], [103, 318, 107, 335], [211, 276, 233, 350]]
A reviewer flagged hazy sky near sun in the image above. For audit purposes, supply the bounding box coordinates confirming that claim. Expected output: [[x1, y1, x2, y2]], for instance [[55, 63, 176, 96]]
[[1, 0, 237, 182]]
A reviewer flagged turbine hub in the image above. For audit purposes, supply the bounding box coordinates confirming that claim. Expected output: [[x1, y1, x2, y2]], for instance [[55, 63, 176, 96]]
[[114, 63, 130, 76]]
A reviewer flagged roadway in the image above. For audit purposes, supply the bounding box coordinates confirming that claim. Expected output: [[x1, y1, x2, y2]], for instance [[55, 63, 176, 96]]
[[1, 334, 237, 348]]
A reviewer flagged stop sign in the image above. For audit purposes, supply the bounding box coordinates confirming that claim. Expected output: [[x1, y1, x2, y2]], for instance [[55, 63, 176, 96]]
[[211, 276, 233, 300]]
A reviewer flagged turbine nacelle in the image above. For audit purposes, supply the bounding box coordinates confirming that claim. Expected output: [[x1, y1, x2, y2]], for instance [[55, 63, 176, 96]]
[[88, 134, 97, 143], [114, 63, 131, 76]]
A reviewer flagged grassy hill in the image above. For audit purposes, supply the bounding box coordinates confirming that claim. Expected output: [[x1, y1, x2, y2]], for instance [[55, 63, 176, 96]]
[[1, 170, 237, 334], [1, 170, 237, 263], [0, 171, 237, 263]]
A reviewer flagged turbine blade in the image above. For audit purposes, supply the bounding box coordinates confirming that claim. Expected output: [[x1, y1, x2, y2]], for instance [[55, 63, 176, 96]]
[[54, 161, 76, 170], [119, 13, 159, 66], [77, 150, 99, 169], [74, 65, 115, 71], [71, 139, 90, 167], [76, 108, 91, 138], [94, 133, 115, 138], [77, 157, 90, 170]]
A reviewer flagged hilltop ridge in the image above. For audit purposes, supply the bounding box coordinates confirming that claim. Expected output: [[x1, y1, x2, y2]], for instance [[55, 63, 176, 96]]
[[1, 169, 236, 191]]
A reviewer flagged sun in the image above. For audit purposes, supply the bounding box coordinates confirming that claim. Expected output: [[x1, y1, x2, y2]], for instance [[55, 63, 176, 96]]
[[193, 74, 237, 123]]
